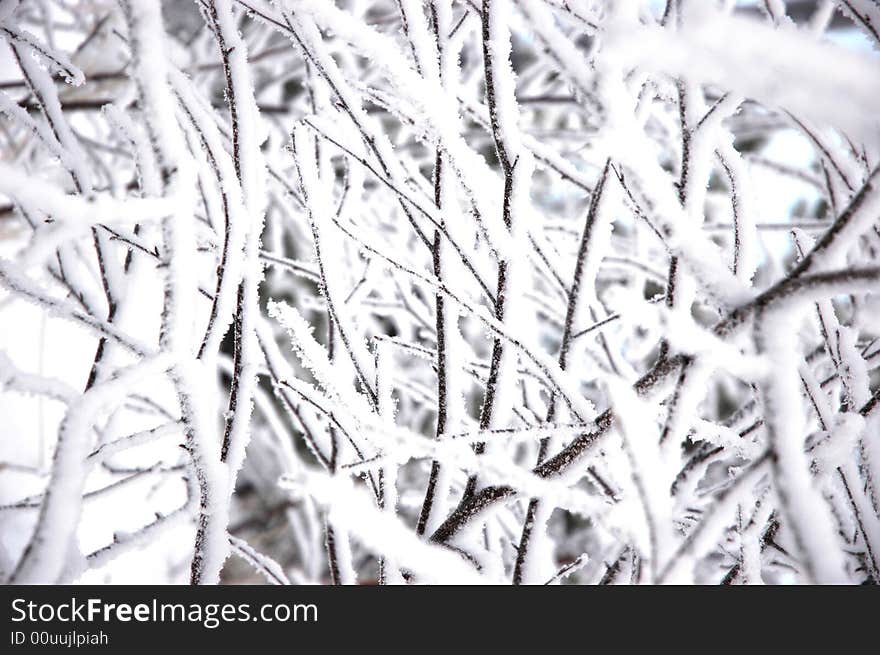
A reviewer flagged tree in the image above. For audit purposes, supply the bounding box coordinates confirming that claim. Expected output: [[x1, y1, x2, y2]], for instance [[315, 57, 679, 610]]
[[1, 0, 879, 585]]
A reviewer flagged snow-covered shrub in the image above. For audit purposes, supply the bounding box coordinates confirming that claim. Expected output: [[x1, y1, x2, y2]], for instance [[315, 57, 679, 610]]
[[1, 0, 879, 584]]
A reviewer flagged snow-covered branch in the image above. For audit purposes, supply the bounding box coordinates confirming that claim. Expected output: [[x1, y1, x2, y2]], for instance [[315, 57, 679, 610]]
[[1, 0, 879, 585]]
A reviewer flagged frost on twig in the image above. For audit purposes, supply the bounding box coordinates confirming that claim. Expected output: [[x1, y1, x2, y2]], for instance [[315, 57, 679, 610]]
[[1, 0, 879, 585]]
